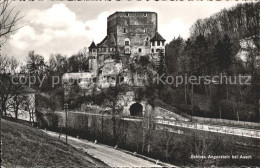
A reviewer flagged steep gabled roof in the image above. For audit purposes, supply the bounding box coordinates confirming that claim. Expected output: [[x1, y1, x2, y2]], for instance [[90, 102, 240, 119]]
[[97, 36, 108, 47], [89, 41, 97, 48], [150, 32, 166, 42]]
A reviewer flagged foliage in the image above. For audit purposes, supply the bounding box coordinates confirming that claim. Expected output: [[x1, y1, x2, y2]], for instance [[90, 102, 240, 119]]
[[165, 37, 185, 74], [156, 50, 167, 90], [164, 2, 260, 121]]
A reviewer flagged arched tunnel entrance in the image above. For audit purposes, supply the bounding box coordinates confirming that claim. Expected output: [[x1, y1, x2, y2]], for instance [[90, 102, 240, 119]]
[[130, 102, 143, 116]]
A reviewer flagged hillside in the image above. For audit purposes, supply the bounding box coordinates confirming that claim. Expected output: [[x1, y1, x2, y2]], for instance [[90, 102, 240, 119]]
[[1, 119, 107, 167]]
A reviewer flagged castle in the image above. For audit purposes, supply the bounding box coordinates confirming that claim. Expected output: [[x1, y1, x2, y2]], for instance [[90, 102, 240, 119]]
[[88, 11, 166, 77], [63, 11, 166, 92]]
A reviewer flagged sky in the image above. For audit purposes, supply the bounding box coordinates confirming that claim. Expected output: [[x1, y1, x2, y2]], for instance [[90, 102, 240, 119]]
[[2, 1, 246, 62]]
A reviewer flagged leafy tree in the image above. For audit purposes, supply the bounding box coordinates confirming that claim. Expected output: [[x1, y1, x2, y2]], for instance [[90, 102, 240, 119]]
[[26, 51, 46, 75], [221, 34, 233, 72], [48, 54, 69, 75], [165, 37, 185, 74], [193, 34, 209, 75], [68, 52, 88, 72]]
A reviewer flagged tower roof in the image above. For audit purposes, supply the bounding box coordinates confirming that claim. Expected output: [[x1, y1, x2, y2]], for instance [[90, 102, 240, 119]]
[[89, 41, 96, 48], [150, 32, 166, 42], [97, 36, 108, 47]]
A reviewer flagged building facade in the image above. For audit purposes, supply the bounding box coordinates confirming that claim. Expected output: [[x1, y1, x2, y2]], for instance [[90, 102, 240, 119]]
[[88, 11, 166, 75], [63, 11, 166, 93]]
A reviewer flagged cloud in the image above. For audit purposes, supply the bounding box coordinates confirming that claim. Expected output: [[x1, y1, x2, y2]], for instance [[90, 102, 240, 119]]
[[7, 3, 108, 62], [85, 12, 110, 42], [6, 3, 189, 62], [159, 18, 190, 42]]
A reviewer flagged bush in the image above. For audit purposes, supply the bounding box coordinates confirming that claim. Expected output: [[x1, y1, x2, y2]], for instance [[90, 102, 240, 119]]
[[45, 113, 59, 128]]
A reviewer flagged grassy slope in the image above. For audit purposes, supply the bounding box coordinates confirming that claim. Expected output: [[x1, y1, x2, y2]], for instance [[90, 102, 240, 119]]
[[1, 119, 107, 167]]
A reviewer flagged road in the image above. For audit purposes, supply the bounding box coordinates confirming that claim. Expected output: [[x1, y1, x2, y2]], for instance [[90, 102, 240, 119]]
[[43, 130, 175, 167]]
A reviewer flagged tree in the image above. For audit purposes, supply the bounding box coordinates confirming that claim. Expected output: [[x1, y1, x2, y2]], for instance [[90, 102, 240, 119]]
[[165, 37, 185, 74], [157, 50, 167, 90], [26, 51, 46, 75], [23, 95, 36, 122], [9, 94, 26, 119], [185, 132, 228, 167], [221, 34, 233, 73], [105, 74, 125, 145], [214, 40, 224, 73], [140, 66, 157, 154], [0, 0, 23, 44], [49, 54, 69, 74], [0, 73, 22, 116], [0, 55, 19, 74], [68, 52, 88, 72], [0, 56, 22, 116], [193, 34, 209, 75]]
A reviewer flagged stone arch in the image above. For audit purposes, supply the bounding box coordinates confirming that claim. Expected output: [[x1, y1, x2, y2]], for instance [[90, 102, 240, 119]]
[[130, 102, 143, 116]]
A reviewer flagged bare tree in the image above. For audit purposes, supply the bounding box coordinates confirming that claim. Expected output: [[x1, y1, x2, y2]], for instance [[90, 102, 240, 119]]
[[0, 54, 10, 73], [9, 94, 26, 119], [0, 55, 19, 74], [23, 94, 36, 122], [0, 0, 23, 44], [0, 56, 22, 116]]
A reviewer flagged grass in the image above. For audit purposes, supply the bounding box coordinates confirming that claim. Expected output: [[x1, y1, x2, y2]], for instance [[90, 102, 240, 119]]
[[1, 119, 107, 167]]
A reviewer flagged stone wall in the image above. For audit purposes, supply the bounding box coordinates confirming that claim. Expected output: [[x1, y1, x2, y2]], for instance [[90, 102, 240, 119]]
[[107, 12, 157, 57], [40, 110, 260, 166]]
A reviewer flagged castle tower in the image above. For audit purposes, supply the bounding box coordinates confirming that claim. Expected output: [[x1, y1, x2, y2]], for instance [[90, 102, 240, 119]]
[[150, 32, 166, 64], [107, 12, 158, 66], [88, 41, 98, 76]]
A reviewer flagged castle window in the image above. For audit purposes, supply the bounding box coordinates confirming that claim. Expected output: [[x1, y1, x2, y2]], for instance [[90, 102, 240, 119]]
[[157, 41, 160, 46], [24, 105, 28, 111], [126, 13, 129, 16], [151, 49, 154, 53], [144, 13, 147, 17], [125, 48, 130, 54], [138, 48, 142, 53], [152, 42, 155, 46], [123, 28, 127, 33], [125, 38, 130, 46], [162, 41, 165, 46], [145, 37, 149, 46]]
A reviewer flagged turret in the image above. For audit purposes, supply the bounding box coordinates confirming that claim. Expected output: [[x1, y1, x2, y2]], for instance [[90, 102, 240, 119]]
[[88, 41, 98, 76], [150, 32, 166, 64], [150, 32, 166, 54], [89, 41, 97, 53]]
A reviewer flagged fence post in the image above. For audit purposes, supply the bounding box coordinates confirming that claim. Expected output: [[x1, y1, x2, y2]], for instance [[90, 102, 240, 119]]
[[101, 115, 104, 141], [64, 103, 68, 144]]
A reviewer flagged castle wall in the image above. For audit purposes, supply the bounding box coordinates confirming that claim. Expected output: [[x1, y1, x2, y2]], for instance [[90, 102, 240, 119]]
[[107, 12, 157, 57]]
